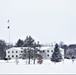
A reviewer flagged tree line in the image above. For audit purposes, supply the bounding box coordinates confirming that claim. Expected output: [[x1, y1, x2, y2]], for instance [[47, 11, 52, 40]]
[[0, 36, 76, 64]]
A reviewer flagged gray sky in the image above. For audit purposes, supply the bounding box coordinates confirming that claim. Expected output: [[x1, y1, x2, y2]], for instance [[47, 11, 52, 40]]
[[0, 0, 76, 45]]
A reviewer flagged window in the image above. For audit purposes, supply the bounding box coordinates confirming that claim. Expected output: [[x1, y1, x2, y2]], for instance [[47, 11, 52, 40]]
[[8, 51, 10, 53], [51, 50, 53, 52], [47, 50, 49, 52], [16, 51, 18, 53], [21, 51, 23, 53], [16, 55, 18, 57], [12, 51, 14, 53], [12, 55, 14, 57], [8, 55, 10, 58], [43, 50, 45, 52], [47, 54, 49, 57]]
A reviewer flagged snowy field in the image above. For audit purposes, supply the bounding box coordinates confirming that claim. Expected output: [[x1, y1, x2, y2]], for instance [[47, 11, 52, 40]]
[[0, 59, 76, 74]]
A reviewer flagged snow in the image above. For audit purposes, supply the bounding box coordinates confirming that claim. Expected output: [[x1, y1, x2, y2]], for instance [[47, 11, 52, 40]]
[[40, 47, 51, 50], [6, 47, 22, 51], [0, 59, 76, 74]]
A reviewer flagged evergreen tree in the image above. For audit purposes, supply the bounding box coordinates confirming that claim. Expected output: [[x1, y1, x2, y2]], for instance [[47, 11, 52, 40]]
[[23, 36, 34, 47], [33, 43, 41, 64], [0, 40, 7, 59], [15, 39, 24, 47], [51, 43, 62, 62], [22, 36, 41, 64], [23, 36, 35, 64]]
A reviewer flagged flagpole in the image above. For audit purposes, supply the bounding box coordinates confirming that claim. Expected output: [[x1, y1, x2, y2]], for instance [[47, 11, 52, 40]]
[[9, 21, 10, 47], [8, 20, 10, 48]]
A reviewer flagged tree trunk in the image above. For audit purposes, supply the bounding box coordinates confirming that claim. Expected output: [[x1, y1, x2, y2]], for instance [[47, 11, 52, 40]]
[[16, 58, 19, 65], [26, 58, 27, 64], [72, 59, 74, 64], [33, 47, 35, 64], [33, 58, 35, 64], [28, 57, 30, 64], [28, 48, 30, 64]]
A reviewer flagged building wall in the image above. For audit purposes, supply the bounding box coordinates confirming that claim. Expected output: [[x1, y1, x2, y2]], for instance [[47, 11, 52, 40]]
[[6, 48, 23, 59], [6, 46, 64, 60], [40, 47, 64, 60]]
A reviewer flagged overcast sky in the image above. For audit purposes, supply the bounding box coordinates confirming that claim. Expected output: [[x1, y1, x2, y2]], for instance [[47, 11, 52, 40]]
[[0, 0, 76, 45]]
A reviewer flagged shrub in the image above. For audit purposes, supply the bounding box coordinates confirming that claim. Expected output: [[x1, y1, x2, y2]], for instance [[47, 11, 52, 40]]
[[37, 54, 43, 64]]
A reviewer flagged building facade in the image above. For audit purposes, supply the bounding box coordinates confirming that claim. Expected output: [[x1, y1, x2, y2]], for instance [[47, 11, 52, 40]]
[[40, 46, 64, 59], [6, 45, 64, 60], [6, 47, 35, 59], [6, 47, 24, 59]]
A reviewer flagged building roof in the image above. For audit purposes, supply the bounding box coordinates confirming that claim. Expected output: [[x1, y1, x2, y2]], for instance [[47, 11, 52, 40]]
[[6, 47, 35, 51], [40, 47, 54, 50], [6, 47, 24, 51], [40, 47, 64, 51]]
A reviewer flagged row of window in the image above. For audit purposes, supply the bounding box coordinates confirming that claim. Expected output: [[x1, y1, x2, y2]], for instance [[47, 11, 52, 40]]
[[8, 51, 23, 53], [8, 50, 62, 53], [43, 50, 53, 52], [8, 55, 18, 58], [46, 54, 64, 57], [43, 50, 62, 53], [47, 54, 49, 57], [8, 54, 49, 58]]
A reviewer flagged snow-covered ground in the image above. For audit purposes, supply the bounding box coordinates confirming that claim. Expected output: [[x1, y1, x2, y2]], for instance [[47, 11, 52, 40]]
[[0, 59, 76, 74]]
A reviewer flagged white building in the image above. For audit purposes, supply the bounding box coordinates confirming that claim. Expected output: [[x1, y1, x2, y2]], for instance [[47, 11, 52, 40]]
[[6, 47, 24, 59], [40, 46, 64, 59], [6, 45, 64, 60], [6, 47, 35, 59]]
